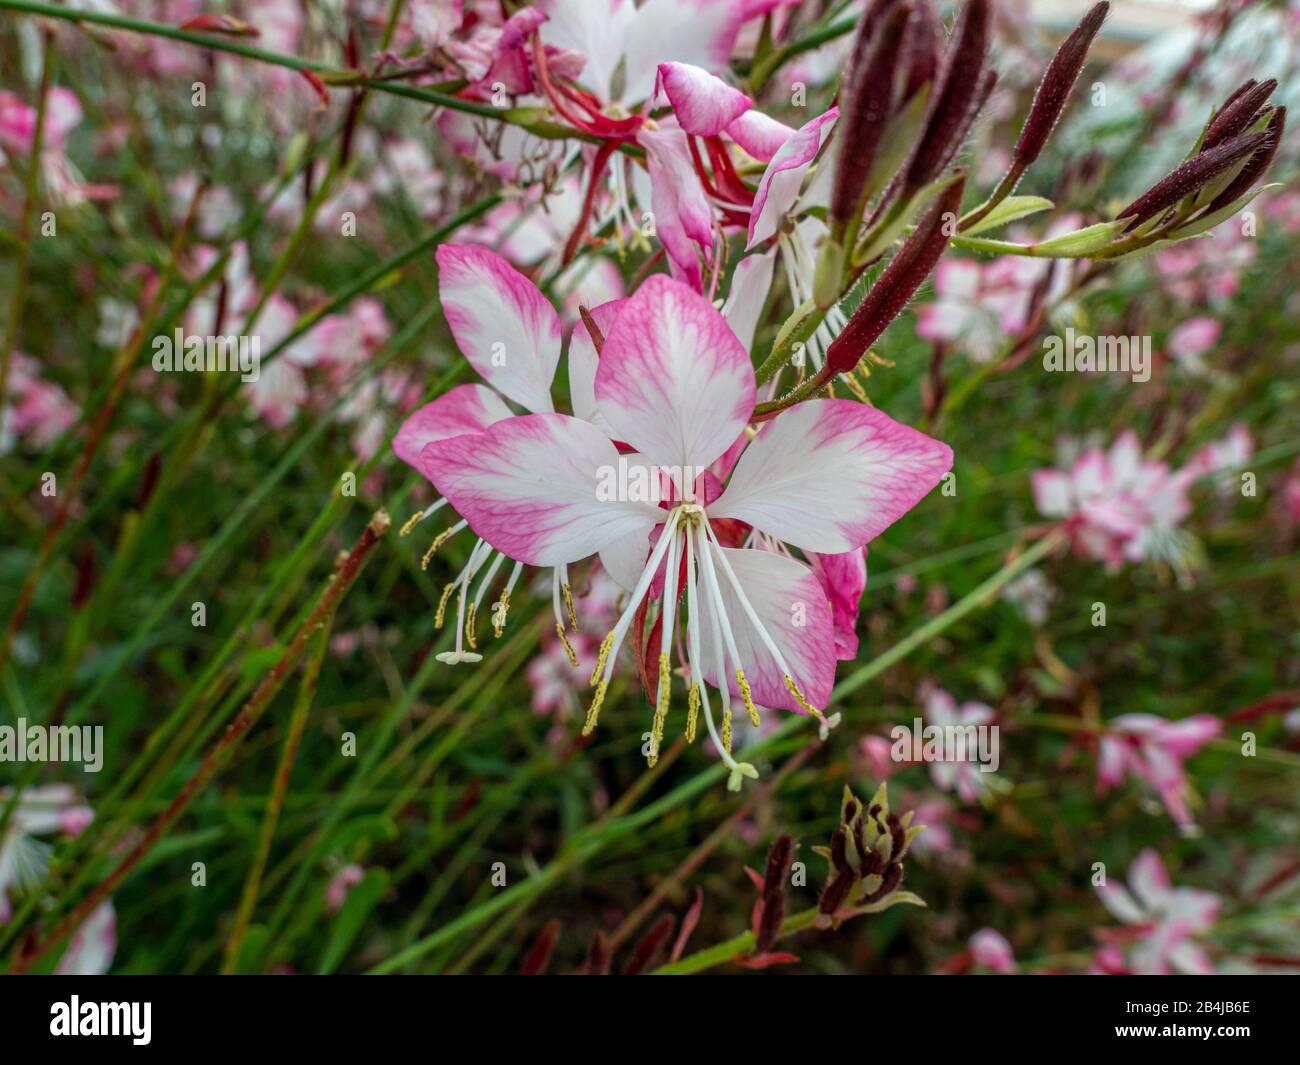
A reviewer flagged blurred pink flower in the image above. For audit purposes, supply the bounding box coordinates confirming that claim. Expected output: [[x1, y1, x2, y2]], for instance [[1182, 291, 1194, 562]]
[[969, 928, 1016, 973], [1095, 849, 1220, 974], [1097, 713, 1221, 826], [1032, 431, 1194, 569], [922, 685, 996, 804], [1166, 316, 1221, 376], [326, 864, 366, 914]]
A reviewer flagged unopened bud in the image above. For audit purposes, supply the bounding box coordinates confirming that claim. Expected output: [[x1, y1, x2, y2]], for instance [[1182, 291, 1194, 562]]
[[903, 0, 990, 192], [830, 2, 912, 229], [1206, 106, 1285, 213], [1202, 77, 1277, 151], [825, 172, 966, 375], [1013, 2, 1109, 168], [1117, 130, 1267, 227]]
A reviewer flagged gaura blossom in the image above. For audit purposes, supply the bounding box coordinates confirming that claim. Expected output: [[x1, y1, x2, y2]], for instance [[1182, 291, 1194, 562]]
[[1031, 430, 1195, 571], [968, 927, 1016, 973], [1094, 849, 1220, 975], [56, 901, 116, 976], [418, 270, 952, 787], [921, 685, 997, 803], [392, 243, 620, 665], [1097, 712, 1221, 827], [1165, 315, 1221, 376], [0, 785, 93, 923]]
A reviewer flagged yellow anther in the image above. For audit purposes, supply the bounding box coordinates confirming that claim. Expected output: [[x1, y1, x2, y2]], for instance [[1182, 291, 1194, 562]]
[[561, 582, 578, 631], [556, 622, 579, 667], [582, 679, 608, 736], [433, 582, 456, 629], [840, 370, 870, 403], [648, 652, 670, 766], [784, 674, 826, 722], [865, 350, 894, 368], [465, 603, 478, 650], [491, 591, 509, 637], [685, 684, 700, 743], [420, 526, 457, 570], [735, 668, 760, 728], [399, 510, 425, 537], [722, 704, 733, 753], [589, 631, 615, 687]]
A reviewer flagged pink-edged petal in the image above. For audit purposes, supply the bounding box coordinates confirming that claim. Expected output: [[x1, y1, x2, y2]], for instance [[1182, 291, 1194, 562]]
[[1096, 735, 1128, 787], [726, 109, 795, 162], [596, 274, 755, 472], [1129, 849, 1173, 911], [809, 548, 866, 660], [568, 298, 627, 428], [697, 545, 836, 713], [1158, 714, 1222, 757], [656, 61, 752, 137], [711, 399, 952, 553], [1168, 940, 1216, 975], [721, 246, 777, 351], [435, 243, 561, 412], [622, 0, 744, 104], [420, 413, 662, 566], [639, 125, 715, 290], [392, 383, 514, 474], [747, 107, 838, 248]]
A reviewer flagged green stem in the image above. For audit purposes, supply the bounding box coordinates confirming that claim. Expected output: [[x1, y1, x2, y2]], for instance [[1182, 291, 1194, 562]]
[[651, 906, 822, 975]]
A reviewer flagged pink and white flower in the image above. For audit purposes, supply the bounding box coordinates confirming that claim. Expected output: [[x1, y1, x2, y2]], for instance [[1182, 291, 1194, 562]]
[[0, 785, 94, 923], [392, 244, 626, 665], [922, 686, 997, 803], [969, 927, 1016, 973], [1095, 849, 1220, 975], [1032, 431, 1195, 570], [417, 271, 952, 785], [1097, 713, 1221, 827]]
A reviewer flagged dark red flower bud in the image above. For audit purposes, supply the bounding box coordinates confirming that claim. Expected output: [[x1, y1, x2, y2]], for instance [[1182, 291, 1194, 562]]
[[1117, 130, 1268, 226], [1013, 2, 1109, 168], [819, 869, 855, 915], [1206, 106, 1285, 213], [1202, 77, 1276, 150], [831, 2, 912, 228], [583, 930, 611, 976], [825, 172, 966, 375], [829, 826, 851, 874], [862, 862, 904, 904], [622, 914, 675, 975], [901, 0, 941, 102], [520, 919, 561, 975], [762, 833, 794, 902], [903, 0, 990, 192]]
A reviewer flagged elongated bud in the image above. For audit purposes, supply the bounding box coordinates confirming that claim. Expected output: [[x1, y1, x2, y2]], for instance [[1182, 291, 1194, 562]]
[[932, 67, 996, 179], [1206, 105, 1285, 213], [1116, 130, 1267, 226], [1202, 77, 1277, 150], [903, 0, 990, 192], [901, 0, 941, 103], [1013, 2, 1109, 168], [584, 931, 611, 976], [819, 869, 855, 915], [622, 914, 675, 975], [830, 2, 912, 229], [756, 834, 794, 953], [825, 172, 966, 375], [520, 919, 561, 975]]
